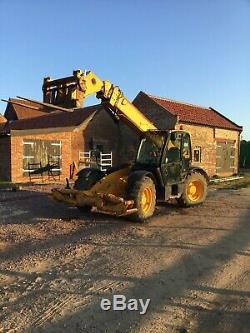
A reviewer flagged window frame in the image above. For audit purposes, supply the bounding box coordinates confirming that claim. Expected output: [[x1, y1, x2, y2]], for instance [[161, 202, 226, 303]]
[[193, 146, 202, 163]]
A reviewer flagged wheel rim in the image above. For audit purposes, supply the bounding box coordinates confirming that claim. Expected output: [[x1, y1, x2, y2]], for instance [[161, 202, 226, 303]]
[[141, 187, 153, 214], [187, 180, 204, 202]]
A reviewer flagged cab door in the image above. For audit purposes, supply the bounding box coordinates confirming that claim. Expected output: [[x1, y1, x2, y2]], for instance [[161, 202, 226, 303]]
[[161, 131, 191, 185], [180, 132, 192, 176], [161, 131, 182, 185]]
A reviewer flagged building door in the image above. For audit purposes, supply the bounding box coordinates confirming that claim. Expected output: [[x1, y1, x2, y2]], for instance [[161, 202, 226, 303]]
[[216, 141, 235, 174]]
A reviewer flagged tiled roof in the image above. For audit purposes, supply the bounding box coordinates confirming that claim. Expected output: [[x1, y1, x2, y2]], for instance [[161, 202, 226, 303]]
[[133, 92, 177, 130], [4, 98, 55, 120], [147, 93, 242, 131], [0, 105, 101, 134]]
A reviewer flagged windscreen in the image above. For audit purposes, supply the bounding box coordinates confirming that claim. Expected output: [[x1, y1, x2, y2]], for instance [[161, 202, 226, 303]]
[[136, 134, 166, 166]]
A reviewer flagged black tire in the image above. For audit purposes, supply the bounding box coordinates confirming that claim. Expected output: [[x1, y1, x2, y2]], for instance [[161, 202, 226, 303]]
[[76, 205, 92, 213], [127, 176, 156, 222], [74, 168, 104, 191], [178, 172, 207, 207], [74, 168, 104, 213]]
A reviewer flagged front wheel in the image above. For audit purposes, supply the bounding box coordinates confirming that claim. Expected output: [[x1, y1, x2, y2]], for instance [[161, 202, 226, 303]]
[[128, 176, 156, 222], [178, 172, 207, 206]]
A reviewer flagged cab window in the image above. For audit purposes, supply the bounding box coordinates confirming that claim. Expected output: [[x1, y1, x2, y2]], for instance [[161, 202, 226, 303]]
[[182, 133, 191, 159], [166, 132, 182, 162]]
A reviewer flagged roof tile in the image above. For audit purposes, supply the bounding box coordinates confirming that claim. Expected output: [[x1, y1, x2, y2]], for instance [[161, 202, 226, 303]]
[[148, 94, 242, 131]]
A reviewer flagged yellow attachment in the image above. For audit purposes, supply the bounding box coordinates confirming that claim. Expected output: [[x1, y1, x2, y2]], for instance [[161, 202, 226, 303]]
[[43, 69, 157, 134], [90, 166, 130, 197], [51, 167, 135, 216], [187, 180, 204, 202], [141, 186, 153, 214], [78, 71, 157, 133], [108, 87, 157, 132], [78, 71, 104, 97]]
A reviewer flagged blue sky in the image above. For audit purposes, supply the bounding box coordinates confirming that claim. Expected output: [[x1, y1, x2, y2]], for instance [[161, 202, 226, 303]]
[[0, 0, 249, 138]]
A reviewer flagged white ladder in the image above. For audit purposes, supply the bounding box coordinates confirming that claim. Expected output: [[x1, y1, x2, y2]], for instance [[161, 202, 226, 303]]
[[100, 152, 113, 171]]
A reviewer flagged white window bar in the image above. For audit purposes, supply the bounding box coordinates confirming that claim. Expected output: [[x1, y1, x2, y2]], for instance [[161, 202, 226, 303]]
[[23, 141, 34, 145], [51, 142, 62, 146]]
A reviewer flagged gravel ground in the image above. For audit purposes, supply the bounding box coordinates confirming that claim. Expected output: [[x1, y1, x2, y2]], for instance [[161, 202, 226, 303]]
[[0, 185, 249, 333]]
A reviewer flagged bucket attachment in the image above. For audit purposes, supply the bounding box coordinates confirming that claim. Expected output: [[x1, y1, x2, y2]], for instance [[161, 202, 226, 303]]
[[50, 166, 136, 216]]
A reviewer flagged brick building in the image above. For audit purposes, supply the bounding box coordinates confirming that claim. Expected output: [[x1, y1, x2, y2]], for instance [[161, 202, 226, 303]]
[[0, 93, 242, 182], [0, 104, 135, 182], [4, 98, 49, 120], [132, 92, 242, 177]]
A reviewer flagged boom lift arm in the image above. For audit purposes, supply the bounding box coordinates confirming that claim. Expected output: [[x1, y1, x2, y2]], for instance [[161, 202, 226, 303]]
[[43, 70, 157, 134], [49, 70, 208, 222]]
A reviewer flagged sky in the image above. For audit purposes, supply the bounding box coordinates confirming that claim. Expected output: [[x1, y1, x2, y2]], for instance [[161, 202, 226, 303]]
[[0, 0, 249, 138]]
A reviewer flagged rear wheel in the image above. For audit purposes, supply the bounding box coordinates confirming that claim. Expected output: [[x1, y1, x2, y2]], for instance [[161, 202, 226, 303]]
[[178, 172, 207, 206], [128, 176, 156, 222]]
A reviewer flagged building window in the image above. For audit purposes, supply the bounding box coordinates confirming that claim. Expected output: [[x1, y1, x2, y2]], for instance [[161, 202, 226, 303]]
[[23, 139, 62, 175], [193, 146, 201, 162], [230, 145, 236, 168]]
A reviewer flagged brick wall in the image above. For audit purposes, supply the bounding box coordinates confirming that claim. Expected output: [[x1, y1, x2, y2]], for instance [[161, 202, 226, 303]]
[[83, 110, 121, 165], [214, 128, 240, 176], [8, 110, 129, 183], [118, 121, 219, 177], [117, 122, 140, 164], [71, 110, 142, 171], [175, 123, 216, 176], [114, 121, 240, 178], [71, 129, 84, 169], [0, 137, 11, 181], [175, 123, 240, 177], [7, 112, 240, 183], [10, 130, 72, 183]]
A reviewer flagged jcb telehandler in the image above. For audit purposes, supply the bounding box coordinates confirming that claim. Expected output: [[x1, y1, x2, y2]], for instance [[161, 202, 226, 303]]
[[49, 70, 208, 222]]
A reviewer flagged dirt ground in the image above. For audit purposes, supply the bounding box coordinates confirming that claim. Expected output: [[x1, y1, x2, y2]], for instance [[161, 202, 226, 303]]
[[0, 184, 249, 333]]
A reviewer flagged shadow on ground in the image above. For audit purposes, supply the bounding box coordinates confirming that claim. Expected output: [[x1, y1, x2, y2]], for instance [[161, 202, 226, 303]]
[[0, 189, 249, 333], [22, 206, 250, 331]]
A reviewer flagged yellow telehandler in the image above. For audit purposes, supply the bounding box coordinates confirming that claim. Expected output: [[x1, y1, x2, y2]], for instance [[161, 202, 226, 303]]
[[48, 70, 208, 222]]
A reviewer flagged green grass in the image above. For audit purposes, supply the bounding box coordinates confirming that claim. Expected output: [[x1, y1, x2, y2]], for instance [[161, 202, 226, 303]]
[[0, 182, 15, 190], [210, 175, 250, 190], [0, 181, 12, 185]]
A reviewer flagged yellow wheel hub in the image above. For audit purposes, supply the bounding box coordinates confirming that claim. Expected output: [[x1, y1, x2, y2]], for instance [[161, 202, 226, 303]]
[[141, 187, 153, 213], [187, 180, 204, 202]]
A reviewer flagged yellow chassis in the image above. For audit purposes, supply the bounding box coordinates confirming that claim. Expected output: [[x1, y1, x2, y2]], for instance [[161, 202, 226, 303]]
[[51, 167, 137, 216]]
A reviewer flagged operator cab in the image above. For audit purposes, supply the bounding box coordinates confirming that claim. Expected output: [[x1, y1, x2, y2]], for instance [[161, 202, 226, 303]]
[[136, 131, 167, 166], [135, 130, 193, 199], [136, 130, 192, 167]]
